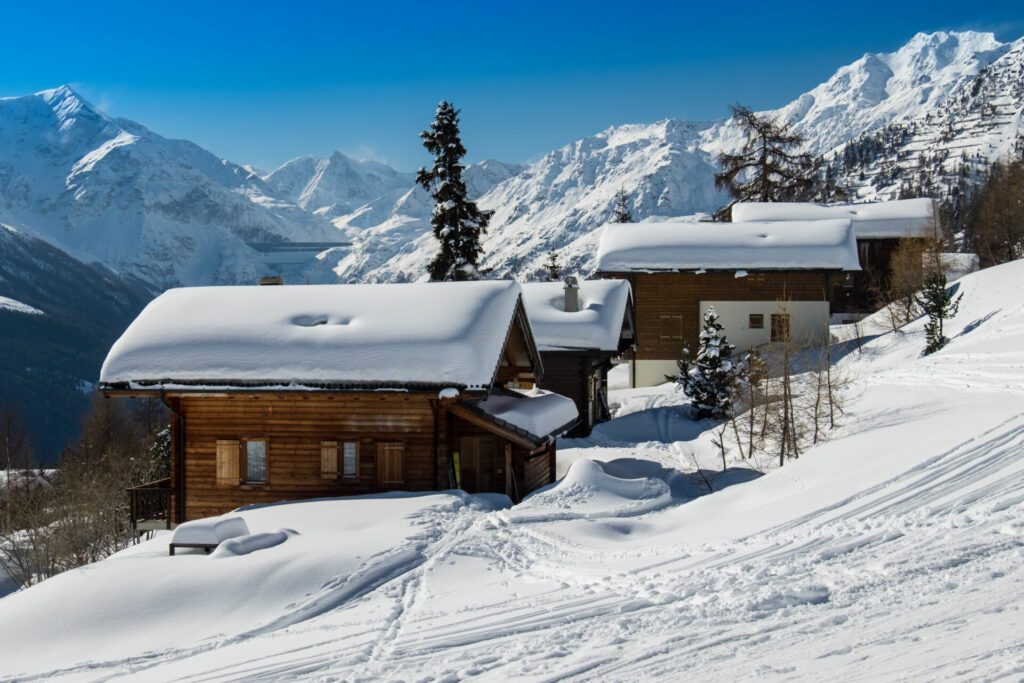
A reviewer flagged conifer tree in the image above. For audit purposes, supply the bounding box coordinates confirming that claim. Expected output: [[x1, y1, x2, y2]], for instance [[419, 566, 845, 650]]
[[714, 104, 818, 220], [416, 102, 492, 281], [611, 188, 632, 223], [676, 307, 743, 419], [544, 249, 561, 281], [915, 272, 962, 355]]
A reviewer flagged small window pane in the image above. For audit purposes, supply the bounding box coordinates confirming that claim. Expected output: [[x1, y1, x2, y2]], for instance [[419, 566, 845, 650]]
[[749, 314, 764, 329], [342, 442, 358, 477], [246, 440, 267, 483]]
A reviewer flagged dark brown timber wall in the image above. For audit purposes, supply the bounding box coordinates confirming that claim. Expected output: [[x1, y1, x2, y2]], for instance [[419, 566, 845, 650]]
[[169, 392, 558, 521]]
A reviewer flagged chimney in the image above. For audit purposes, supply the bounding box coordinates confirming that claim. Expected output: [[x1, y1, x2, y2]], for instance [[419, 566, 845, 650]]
[[563, 276, 580, 313], [259, 275, 284, 286]]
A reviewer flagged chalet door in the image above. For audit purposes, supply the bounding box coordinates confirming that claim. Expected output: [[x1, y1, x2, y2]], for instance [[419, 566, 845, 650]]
[[459, 437, 481, 493], [376, 442, 404, 490]]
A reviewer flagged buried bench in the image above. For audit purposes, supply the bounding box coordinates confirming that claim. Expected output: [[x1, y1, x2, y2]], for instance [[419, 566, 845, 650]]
[[169, 516, 250, 556]]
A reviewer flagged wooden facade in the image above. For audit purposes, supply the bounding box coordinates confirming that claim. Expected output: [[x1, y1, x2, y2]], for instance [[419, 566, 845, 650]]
[[156, 391, 557, 523], [603, 270, 835, 363], [536, 350, 615, 437], [830, 237, 923, 317]]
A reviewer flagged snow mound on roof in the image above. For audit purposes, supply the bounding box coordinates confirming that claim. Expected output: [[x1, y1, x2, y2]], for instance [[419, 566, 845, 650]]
[[171, 516, 249, 546], [513, 458, 672, 520], [596, 219, 860, 272], [521, 279, 631, 351], [0, 295, 44, 316], [474, 389, 578, 440], [732, 198, 935, 239], [100, 281, 522, 390]]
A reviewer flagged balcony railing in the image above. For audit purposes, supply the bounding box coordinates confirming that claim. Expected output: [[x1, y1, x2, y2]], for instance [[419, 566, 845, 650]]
[[128, 478, 172, 533]]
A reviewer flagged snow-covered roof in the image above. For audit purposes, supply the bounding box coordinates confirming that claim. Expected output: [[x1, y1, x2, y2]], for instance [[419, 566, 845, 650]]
[[521, 280, 632, 352], [731, 198, 935, 239], [100, 281, 529, 391], [596, 220, 860, 272], [467, 389, 579, 443]]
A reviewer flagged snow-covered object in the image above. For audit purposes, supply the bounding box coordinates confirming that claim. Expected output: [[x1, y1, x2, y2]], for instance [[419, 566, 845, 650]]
[[521, 279, 631, 351], [100, 281, 523, 390], [170, 516, 250, 547], [473, 389, 579, 441], [0, 295, 43, 315], [732, 198, 935, 239], [209, 529, 298, 559], [596, 220, 861, 272]]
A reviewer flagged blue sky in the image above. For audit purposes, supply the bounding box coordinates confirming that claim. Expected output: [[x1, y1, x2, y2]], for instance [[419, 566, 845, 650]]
[[2, 1, 1021, 171]]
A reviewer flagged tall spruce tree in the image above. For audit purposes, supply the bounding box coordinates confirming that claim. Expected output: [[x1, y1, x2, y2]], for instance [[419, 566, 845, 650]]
[[611, 188, 632, 223], [416, 102, 492, 281], [915, 272, 962, 355], [676, 307, 743, 419], [714, 104, 817, 220]]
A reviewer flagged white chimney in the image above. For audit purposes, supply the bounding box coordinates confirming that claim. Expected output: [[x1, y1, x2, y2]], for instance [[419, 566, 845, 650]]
[[563, 276, 580, 313]]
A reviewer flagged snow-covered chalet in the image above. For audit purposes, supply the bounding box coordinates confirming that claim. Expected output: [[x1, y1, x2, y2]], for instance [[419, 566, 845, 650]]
[[595, 219, 861, 387], [100, 281, 578, 528], [521, 278, 635, 436]]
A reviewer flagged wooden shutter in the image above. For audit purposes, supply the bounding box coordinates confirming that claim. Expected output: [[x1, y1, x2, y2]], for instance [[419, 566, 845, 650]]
[[216, 439, 240, 487], [321, 441, 338, 479], [376, 442, 404, 489], [660, 314, 682, 340]]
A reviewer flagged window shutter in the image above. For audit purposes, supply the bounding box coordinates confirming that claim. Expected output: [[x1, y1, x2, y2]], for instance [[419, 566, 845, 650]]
[[321, 441, 339, 479], [216, 440, 240, 487]]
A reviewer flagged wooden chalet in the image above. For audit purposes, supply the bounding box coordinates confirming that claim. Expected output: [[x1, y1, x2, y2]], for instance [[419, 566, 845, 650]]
[[732, 198, 936, 319], [99, 281, 578, 529], [595, 219, 861, 387], [521, 278, 635, 436]]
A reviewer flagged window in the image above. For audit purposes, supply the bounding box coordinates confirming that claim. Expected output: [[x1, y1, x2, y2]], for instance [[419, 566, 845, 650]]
[[748, 313, 764, 329], [244, 439, 268, 484], [771, 314, 790, 342], [342, 442, 358, 478], [659, 314, 683, 340]]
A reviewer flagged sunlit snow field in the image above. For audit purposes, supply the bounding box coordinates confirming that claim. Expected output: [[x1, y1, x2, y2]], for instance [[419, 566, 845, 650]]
[[2, 261, 1024, 681]]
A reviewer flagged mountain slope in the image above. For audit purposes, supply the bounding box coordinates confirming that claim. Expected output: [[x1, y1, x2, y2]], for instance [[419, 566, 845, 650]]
[[0, 224, 151, 461], [824, 35, 1024, 201], [0, 86, 337, 288], [330, 30, 1023, 282]]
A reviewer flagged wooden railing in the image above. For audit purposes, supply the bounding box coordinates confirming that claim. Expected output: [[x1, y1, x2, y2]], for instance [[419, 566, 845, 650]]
[[128, 478, 172, 533]]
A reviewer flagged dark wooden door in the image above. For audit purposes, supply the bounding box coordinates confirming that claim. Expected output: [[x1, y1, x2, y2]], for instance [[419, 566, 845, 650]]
[[376, 442, 404, 489], [459, 436, 481, 492]]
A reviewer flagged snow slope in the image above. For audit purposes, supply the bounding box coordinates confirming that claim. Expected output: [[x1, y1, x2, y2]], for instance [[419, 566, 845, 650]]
[[2, 258, 1023, 680]]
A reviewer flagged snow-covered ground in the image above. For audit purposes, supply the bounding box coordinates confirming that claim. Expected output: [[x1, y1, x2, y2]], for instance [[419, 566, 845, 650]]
[[2, 260, 1024, 680]]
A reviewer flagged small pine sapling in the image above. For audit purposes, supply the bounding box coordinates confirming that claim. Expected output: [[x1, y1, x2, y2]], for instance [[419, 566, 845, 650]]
[[611, 188, 632, 223], [915, 271, 962, 355], [676, 306, 743, 420], [544, 250, 561, 281]]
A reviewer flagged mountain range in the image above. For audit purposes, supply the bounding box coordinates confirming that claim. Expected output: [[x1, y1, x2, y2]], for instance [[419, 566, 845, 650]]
[[1, 29, 1023, 460]]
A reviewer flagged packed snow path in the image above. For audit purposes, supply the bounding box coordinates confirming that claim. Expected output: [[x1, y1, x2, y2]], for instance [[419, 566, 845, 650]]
[[3, 261, 1024, 681]]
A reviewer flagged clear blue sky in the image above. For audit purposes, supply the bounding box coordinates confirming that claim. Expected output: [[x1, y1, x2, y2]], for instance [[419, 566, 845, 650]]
[[2, 1, 1021, 171]]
